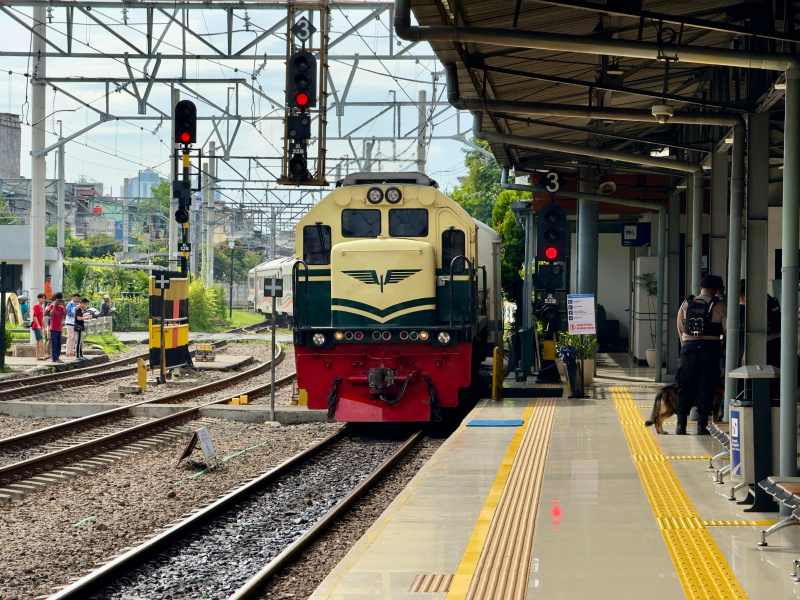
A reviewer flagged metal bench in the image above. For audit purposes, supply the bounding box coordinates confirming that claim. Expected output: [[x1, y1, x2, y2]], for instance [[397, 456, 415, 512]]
[[756, 477, 800, 547], [707, 421, 731, 484]]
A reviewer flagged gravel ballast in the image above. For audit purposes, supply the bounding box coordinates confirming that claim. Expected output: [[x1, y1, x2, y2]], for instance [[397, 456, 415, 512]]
[[0, 419, 341, 600]]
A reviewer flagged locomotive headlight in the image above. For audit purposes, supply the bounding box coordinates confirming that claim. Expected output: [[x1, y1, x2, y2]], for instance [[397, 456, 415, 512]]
[[367, 187, 383, 204], [312, 333, 326, 346], [437, 331, 451, 345], [419, 331, 429, 341], [385, 187, 402, 204], [334, 331, 344, 341]]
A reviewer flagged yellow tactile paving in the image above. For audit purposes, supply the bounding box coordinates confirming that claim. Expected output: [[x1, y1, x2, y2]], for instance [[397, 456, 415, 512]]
[[704, 520, 780, 527], [612, 386, 749, 600], [446, 397, 557, 600]]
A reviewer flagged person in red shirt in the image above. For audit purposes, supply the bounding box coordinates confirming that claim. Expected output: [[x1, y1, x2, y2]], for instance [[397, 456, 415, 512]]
[[45, 292, 67, 363], [30, 293, 46, 360]]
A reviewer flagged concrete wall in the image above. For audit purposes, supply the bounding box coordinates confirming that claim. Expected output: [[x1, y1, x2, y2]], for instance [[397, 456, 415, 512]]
[[597, 233, 631, 340], [0, 225, 63, 295]]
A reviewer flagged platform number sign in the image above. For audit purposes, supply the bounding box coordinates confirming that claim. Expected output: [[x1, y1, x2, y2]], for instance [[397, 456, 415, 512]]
[[542, 170, 560, 193], [154, 273, 171, 290], [264, 278, 283, 298], [291, 17, 316, 42]]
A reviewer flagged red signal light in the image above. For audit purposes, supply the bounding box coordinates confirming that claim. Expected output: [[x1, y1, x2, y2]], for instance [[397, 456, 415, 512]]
[[295, 91, 309, 107], [545, 246, 558, 261], [180, 131, 191, 143]]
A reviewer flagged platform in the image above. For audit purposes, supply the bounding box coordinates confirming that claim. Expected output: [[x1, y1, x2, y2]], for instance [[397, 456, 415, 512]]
[[310, 353, 800, 600], [193, 354, 254, 371]]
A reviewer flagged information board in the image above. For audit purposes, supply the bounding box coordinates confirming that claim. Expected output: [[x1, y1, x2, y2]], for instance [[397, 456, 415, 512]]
[[566, 294, 597, 335]]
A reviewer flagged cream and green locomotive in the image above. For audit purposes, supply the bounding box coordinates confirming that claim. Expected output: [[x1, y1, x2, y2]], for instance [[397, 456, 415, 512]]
[[293, 172, 502, 422]]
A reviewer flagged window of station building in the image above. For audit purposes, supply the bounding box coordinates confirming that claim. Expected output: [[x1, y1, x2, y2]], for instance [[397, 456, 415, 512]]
[[389, 209, 428, 237], [342, 209, 381, 238], [303, 224, 332, 265], [442, 229, 466, 271]]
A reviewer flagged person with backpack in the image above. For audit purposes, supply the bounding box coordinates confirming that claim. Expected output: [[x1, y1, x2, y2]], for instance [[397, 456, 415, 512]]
[[676, 274, 727, 435]]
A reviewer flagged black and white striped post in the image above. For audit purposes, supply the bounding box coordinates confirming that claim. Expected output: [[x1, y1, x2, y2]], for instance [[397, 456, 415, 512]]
[[264, 278, 283, 421]]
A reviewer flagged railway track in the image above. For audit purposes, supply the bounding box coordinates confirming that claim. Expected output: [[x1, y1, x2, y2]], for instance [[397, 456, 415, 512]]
[[0, 345, 291, 487], [47, 425, 423, 600], [0, 341, 229, 402]]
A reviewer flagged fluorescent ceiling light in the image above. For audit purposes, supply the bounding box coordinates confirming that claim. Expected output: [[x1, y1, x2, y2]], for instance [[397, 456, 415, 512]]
[[775, 82, 787, 90]]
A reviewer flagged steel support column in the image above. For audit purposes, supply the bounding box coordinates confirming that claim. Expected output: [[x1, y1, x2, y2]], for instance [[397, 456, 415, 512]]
[[709, 150, 728, 279], [692, 171, 704, 294], [745, 112, 770, 365], [577, 168, 598, 296], [667, 186, 681, 376], [779, 69, 800, 486]]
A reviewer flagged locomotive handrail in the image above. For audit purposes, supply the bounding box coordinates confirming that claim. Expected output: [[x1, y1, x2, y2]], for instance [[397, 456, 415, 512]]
[[449, 255, 474, 328], [477, 265, 488, 316], [292, 260, 309, 329]]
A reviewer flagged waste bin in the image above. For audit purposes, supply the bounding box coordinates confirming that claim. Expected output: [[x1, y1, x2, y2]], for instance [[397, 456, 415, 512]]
[[516, 327, 535, 382], [728, 365, 779, 511]]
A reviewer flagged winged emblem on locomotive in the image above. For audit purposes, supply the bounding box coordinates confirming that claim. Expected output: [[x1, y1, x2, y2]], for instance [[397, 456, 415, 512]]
[[343, 269, 421, 293]]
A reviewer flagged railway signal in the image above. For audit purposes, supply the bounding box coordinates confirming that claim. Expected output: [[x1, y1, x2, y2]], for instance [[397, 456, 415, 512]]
[[537, 203, 568, 263], [174, 100, 197, 144], [287, 50, 317, 109], [286, 114, 311, 180]]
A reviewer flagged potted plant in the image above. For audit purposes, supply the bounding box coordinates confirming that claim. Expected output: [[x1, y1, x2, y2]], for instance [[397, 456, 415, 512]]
[[634, 272, 660, 367], [557, 332, 597, 386]]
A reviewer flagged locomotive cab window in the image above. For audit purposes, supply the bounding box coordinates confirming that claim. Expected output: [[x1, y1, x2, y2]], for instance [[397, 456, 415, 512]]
[[342, 209, 381, 238], [303, 224, 332, 265], [389, 209, 428, 237], [442, 229, 466, 272]]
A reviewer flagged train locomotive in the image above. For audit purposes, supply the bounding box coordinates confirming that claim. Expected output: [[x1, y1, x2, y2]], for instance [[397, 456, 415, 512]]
[[293, 172, 502, 422]]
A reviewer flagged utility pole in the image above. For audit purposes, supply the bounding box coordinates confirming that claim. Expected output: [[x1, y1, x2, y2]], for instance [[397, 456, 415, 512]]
[[206, 142, 216, 285], [417, 90, 427, 173], [57, 121, 65, 252], [271, 208, 277, 260], [122, 177, 130, 253], [29, 6, 47, 300], [201, 163, 209, 284], [169, 88, 180, 264]]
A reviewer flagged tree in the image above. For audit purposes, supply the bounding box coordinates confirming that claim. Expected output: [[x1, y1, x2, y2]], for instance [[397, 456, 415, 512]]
[[0, 194, 18, 225], [449, 139, 502, 226], [84, 233, 122, 258], [213, 242, 263, 284], [492, 189, 528, 302]]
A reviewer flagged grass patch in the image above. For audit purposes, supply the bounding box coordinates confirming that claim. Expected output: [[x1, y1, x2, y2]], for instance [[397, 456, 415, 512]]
[[225, 310, 268, 328], [84, 332, 126, 355], [10, 331, 29, 340]]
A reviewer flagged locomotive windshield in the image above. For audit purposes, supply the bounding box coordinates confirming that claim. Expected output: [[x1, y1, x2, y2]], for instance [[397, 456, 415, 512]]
[[389, 209, 428, 237], [342, 209, 381, 238], [303, 224, 331, 264]]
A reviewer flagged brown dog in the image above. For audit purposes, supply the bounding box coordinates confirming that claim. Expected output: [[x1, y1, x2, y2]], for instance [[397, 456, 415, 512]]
[[645, 383, 722, 434]]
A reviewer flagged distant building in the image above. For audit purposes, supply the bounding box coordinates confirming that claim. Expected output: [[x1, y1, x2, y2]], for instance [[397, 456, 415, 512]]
[[0, 113, 21, 181], [124, 169, 162, 199]]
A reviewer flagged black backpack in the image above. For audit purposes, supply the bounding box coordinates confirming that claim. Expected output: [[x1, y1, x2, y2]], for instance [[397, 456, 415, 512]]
[[685, 296, 723, 337]]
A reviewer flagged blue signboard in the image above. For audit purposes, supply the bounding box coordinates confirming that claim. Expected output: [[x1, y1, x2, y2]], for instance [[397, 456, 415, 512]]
[[621, 223, 651, 247], [730, 408, 741, 479]]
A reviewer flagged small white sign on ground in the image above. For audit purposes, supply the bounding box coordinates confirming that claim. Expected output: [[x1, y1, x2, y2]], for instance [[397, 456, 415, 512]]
[[196, 427, 216, 462], [567, 294, 597, 335]]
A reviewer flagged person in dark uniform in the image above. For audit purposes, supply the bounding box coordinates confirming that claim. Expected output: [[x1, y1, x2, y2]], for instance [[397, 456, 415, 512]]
[[676, 274, 727, 435]]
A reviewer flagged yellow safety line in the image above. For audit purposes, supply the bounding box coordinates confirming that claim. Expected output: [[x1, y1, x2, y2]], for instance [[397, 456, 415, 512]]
[[666, 456, 714, 460], [611, 387, 748, 600], [704, 520, 780, 527], [447, 398, 558, 600]]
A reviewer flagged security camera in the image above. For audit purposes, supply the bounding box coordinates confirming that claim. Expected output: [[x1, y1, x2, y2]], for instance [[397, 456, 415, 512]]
[[651, 104, 674, 124], [597, 181, 617, 195]]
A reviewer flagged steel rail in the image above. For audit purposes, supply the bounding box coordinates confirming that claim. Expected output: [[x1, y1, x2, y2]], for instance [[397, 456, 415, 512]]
[[0, 346, 288, 484], [0, 340, 229, 400], [228, 429, 425, 600], [46, 424, 348, 600], [47, 426, 423, 600]]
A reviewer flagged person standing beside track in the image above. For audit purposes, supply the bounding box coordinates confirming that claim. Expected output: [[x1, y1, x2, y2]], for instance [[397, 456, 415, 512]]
[[65, 293, 80, 356], [73, 298, 91, 362], [45, 293, 66, 363], [31, 293, 46, 361], [676, 274, 727, 435]]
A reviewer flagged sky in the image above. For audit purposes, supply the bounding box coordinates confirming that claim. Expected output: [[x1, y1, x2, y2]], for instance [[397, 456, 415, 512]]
[[1, 4, 473, 210]]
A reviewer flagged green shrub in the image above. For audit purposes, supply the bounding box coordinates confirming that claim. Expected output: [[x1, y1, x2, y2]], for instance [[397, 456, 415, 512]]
[[189, 280, 214, 331], [84, 332, 126, 354], [4, 329, 11, 355]]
